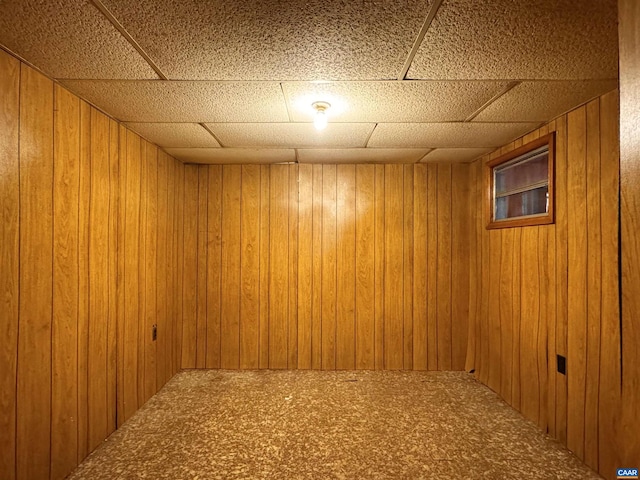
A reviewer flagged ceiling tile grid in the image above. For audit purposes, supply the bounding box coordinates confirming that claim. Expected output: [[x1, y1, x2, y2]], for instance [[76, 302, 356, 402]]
[[206, 123, 375, 149], [61, 80, 291, 123], [99, 0, 433, 80], [164, 148, 296, 164], [0, 0, 156, 79], [407, 0, 618, 80], [124, 123, 221, 148], [368, 123, 541, 149], [297, 148, 432, 164], [0, 0, 620, 164], [283, 81, 510, 123]]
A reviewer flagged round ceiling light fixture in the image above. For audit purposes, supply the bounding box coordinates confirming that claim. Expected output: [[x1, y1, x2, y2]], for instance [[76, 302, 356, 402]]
[[312, 101, 331, 131]]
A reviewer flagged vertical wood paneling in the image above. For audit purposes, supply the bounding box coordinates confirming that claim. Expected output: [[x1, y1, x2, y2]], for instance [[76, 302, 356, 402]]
[[240, 165, 260, 369], [403, 165, 414, 370], [321, 165, 337, 369], [298, 164, 313, 369], [88, 108, 110, 451], [413, 165, 428, 371], [181, 166, 198, 368], [0, 49, 19, 480], [221, 165, 242, 369], [107, 120, 119, 431], [259, 166, 271, 369], [619, 2, 640, 471], [336, 165, 356, 370], [567, 106, 588, 459], [288, 165, 299, 369], [468, 89, 623, 480], [311, 165, 323, 370], [51, 84, 79, 480], [355, 165, 375, 370], [77, 99, 90, 462], [270, 165, 289, 369], [451, 164, 470, 371], [206, 166, 222, 368], [584, 99, 602, 469], [136, 140, 147, 407], [384, 165, 404, 370], [437, 165, 452, 371], [17, 65, 53, 480], [374, 165, 385, 370], [196, 168, 208, 369], [143, 145, 158, 402], [598, 89, 621, 477], [426, 165, 438, 370], [122, 130, 140, 420], [156, 151, 169, 387]]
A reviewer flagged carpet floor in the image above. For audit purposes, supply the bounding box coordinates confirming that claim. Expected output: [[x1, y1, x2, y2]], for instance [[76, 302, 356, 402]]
[[68, 370, 602, 479]]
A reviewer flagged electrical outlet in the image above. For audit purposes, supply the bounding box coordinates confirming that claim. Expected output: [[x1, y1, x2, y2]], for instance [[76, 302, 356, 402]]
[[152, 324, 157, 341], [557, 354, 566, 375]]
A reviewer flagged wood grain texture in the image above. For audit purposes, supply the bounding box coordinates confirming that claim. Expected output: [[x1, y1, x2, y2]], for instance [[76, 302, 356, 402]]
[[336, 165, 356, 370], [240, 165, 260, 369], [0, 49, 19, 480], [270, 165, 290, 369], [311, 165, 323, 370], [206, 166, 222, 369], [468, 89, 623, 480], [355, 165, 375, 370], [322, 165, 337, 369], [259, 165, 271, 369], [181, 165, 199, 368], [413, 165, 428, 371], [221, 166, 242, 369], [16, 65, 53, 480], [403, 165, 414, 370], [619, 1, 640, 473], [297, 164, 313, 369], [196, 168, 208, 369], [51, 85, 80, 480]]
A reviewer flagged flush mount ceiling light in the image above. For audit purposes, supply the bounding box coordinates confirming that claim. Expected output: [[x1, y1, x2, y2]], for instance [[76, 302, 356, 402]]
[[312, 101, 331, 131]]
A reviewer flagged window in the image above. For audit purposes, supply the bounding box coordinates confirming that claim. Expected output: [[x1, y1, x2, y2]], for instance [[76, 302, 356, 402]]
[[486, 133, 555, 229]]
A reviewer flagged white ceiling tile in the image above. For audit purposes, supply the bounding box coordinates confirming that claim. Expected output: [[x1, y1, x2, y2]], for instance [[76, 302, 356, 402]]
[[206, 123, 374, 148], [368, 123, 540, 148], [61, 81, 290, 122], [408, 0, 618, 80], [124, 123, 220, 148], [420, 148, 494, 163], [0, 0, 156, 79], [474, 81, 619, 122], [283, 81, 509, 123], [164, 148, 296, 165], [101, 0, 432, 80], [297, 148, 431, 164]]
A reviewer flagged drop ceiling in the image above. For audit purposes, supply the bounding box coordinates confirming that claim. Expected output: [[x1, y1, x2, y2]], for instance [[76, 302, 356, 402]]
[[0, 0, 618, 164]]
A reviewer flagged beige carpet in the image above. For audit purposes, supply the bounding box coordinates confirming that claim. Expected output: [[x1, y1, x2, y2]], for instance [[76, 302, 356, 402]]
[[68, 370, 601, 479]]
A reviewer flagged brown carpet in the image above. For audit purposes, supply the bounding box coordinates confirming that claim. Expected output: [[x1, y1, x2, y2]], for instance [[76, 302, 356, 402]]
[[68, 370, 601, 479]]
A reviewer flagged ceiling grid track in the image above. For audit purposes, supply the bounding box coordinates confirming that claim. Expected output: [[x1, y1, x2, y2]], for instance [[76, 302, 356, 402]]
[[396, 0, 444, 80], [199, 123, 225, 147], [90, 0, 169, 80], [463, 81, 522, 122]]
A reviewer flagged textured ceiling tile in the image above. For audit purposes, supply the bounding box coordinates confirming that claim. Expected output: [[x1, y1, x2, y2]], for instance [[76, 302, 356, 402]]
[[420, 148, 494, 163], [164, 148, 296, 165], [283, 81, 509, 122], [368, 123, 540, 148], [206, 123, 374, 148], [101, 0, 432, 80], [408, 0, 618, 80], [297, 148, 432, 164], [0, 0, 155, 79], [124, 123, 220, 148], [61, 81, 289, 122], [474, 80, 619, 122]]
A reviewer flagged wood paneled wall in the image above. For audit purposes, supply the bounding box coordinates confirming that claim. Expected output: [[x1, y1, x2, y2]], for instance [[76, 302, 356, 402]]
[[467, 89, 623, 479], [619, 0, 640, 472], [178, 163, 471, 371], [0, 49, 184, 480]]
